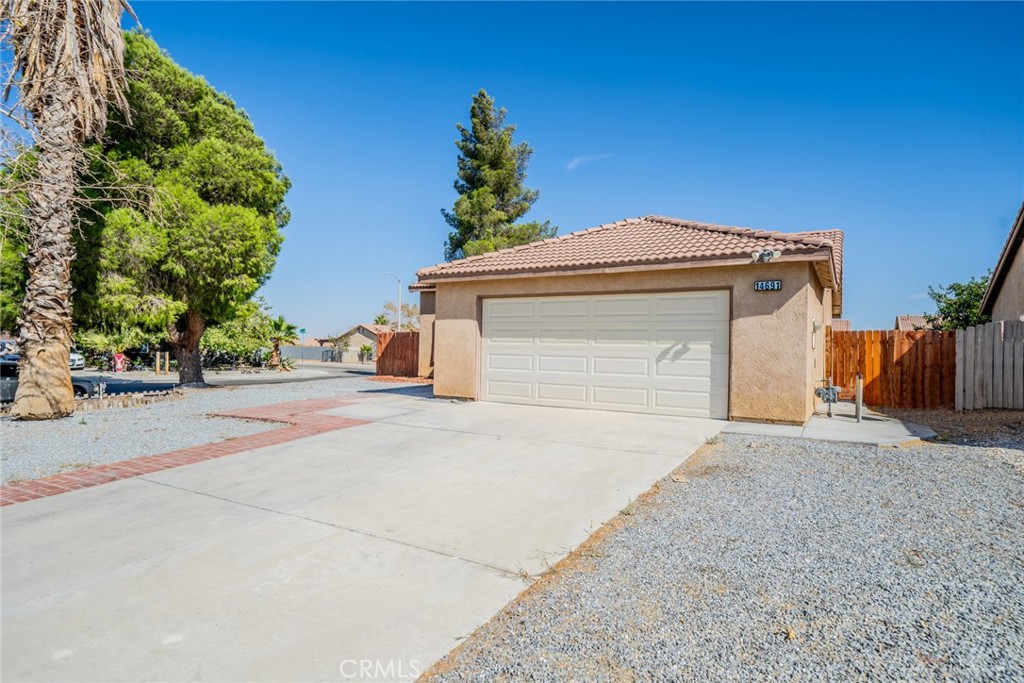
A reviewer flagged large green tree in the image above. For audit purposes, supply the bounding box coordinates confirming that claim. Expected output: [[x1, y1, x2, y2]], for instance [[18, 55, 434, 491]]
[[3, 0, 135, 419], [75, 31, 289, 384], [441, 89, 555, 260], [924, 272, 992, 331]]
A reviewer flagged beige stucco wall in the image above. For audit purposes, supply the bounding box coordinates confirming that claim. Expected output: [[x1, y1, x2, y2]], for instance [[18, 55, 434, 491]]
[[804, 278, 833, 416], [417, 291, 436, 377], [991, 246, 1024, 322], [428, 261, 829, 423]]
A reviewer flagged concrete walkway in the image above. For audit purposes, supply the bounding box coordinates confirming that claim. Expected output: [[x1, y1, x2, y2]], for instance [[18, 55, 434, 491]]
[[723, 400, 936, 445], [2, 393, 723, 682]]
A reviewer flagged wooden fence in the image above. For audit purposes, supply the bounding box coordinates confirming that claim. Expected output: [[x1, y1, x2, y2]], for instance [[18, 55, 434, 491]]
[[955, 320, 1024, 411], [376, 331, 420, 377], [827, 329, 957, 409]]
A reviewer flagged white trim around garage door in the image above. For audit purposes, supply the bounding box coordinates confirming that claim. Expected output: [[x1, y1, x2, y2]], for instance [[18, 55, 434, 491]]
[[480, 290, 730, 419]]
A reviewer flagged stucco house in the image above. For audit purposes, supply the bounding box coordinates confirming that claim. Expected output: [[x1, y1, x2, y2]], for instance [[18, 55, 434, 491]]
[[340, 324, 391, 362], [980, 201, 1024, 323], [413, 215, 843, 424]]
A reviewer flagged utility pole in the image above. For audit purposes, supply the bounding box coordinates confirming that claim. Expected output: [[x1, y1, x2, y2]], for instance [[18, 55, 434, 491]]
[[385, 272, 401, 331]]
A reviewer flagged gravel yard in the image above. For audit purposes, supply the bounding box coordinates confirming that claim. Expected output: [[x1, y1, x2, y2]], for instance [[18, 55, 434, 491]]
[[0, 376, 423, 483], [427, 432, 1024, 681]]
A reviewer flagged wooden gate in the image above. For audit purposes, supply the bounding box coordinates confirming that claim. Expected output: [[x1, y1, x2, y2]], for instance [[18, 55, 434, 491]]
[[376, 331, 420, 377], [827, 329, 957, 409], [955, 320, 1024, 411]]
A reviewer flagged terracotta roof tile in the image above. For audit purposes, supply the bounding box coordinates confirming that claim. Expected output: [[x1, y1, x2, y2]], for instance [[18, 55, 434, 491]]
[[417, 216, 844, 295]]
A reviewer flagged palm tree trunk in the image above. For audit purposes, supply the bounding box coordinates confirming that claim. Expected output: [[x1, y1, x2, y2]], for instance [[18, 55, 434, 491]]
[[11, 87, 78, 420], [167, 310, 206, 385], [269, 343, 280, 368]]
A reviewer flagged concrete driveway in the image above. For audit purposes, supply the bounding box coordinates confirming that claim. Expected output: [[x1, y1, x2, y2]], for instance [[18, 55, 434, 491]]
[[2, 391, 723, 682]]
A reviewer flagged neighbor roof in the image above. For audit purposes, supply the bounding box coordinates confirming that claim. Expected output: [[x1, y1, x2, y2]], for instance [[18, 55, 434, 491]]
[[416, 216, 844, 313], [355, 324, 392, 337], [894, 314, 931, 331], [980, 200, 1024, 316]]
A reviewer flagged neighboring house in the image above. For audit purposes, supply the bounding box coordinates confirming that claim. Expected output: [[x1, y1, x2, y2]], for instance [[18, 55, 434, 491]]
[[337, 324, 391, 363], [980, 201, 1024, 322], [831, 319, 851, 331], [412, 215, 843, 424], [894, 315, 932, 331]]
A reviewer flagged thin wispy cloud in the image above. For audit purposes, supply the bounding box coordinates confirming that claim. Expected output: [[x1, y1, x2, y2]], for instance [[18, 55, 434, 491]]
[[566, 153, 613, 171]]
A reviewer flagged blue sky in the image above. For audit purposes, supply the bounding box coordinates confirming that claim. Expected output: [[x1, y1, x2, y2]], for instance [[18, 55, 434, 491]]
[[133, 1, 1023, 336]]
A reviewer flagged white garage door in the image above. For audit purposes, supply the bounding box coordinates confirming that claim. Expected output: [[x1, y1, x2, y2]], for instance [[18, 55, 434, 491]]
[[481, 291, 730, 419]]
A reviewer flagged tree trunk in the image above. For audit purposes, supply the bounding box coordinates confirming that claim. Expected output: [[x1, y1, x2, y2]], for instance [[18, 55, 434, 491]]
[[12, 87, 79, 419], [269, 343, 280, 368], [167, 310, 207, 386]]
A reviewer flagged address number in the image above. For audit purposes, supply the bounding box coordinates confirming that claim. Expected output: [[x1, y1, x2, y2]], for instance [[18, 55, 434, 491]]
[[754, 280, 782, 291]]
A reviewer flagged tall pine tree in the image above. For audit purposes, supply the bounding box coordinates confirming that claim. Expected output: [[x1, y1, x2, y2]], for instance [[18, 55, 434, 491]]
[[442, 89, 556, 260]]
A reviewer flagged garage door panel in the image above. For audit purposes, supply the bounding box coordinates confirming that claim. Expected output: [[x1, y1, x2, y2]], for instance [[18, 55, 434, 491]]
[[592, 356, 649, 377], [593, 326, 650, 345], [487, 300, 535, 318], [654, 357, 712, 378], [593, 297, 653, 317], [654, 322, 729, 347], [653, 293, 725, 318], [482, 291, 729, 419], [536, 383, 588, 403], [486, 354, 534, 372], [653, 389, 712, 415], [537, 355, 588, 374], [538, 300, 589, 318], [487, 327, 535, 344], [486, 380, 533, 399], [539, 328, 589, 344], [593, 385, 648, 408]]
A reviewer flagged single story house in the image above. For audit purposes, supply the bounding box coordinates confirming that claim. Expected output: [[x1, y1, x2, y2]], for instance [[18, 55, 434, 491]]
[[413, 215, 843, 424], [339, 324, 391, 363], [980, 201, 1024, 323], [894, 315, 932, 331]]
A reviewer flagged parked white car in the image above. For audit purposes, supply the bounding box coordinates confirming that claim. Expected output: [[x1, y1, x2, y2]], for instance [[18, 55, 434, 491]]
[[69, 348, 85, 370]]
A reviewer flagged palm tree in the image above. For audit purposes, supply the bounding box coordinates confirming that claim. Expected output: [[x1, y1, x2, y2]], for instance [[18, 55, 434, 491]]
[[373, 313, 389, 326], [267, 315, 299, 370], [4, 0, 135, 419]]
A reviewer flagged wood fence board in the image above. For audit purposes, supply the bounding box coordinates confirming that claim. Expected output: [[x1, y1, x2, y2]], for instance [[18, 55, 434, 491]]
[[994, 322, 1004, 408], [942, 331, 956, 408], [1007, 323, 1015, 409], [955, 330, 964, 411], [899, 332, 912, 409], [964, 326, 975, 411], [1016, 325, 1024, 410]]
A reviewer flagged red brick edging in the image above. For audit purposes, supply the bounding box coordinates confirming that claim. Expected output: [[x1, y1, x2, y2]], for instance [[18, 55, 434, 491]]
[[1, 397, 368, 507]]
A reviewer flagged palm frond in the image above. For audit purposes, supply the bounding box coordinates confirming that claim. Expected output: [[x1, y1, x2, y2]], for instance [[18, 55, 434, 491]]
[[3, 0, 135, 139]]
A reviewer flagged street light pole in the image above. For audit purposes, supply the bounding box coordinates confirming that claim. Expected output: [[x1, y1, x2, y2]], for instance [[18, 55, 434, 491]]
[[385, 272, 401, 331]]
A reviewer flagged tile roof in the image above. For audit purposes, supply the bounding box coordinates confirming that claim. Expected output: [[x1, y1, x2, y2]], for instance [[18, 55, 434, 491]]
[[894, 315, 932, 331], [831, 319, 851, 331], [417, 216, 843, 294]]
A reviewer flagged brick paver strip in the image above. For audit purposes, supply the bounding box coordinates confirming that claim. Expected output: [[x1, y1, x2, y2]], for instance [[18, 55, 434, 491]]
[[1, 397, 368, 507]]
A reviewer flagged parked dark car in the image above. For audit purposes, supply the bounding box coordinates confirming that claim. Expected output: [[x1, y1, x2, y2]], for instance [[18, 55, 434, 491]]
[[0, 359, 102, 403]]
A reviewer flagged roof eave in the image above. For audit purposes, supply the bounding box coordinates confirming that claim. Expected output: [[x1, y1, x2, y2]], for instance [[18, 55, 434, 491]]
[[980, 201, 1024, 315], [417, 250, 835, 287]]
